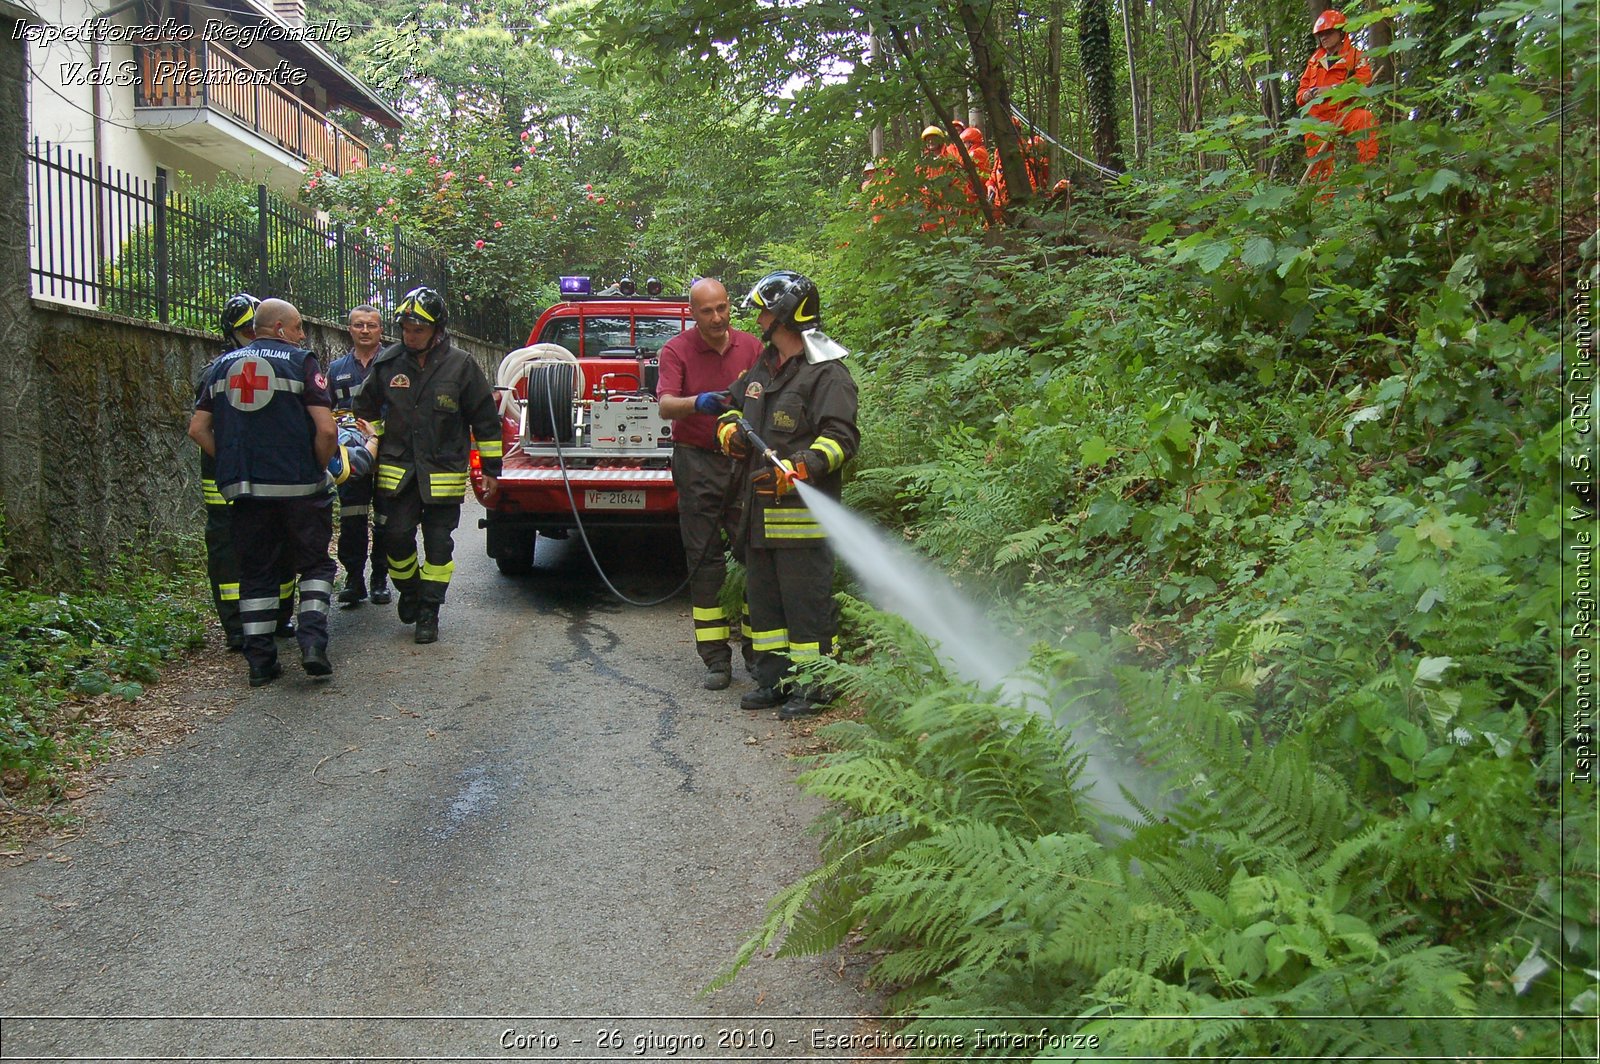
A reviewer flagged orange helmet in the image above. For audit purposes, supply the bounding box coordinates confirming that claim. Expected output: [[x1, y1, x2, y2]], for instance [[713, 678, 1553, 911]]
[[959, 126, 985, 146], [1313, 9, 1347, 34], [920, 124, 946, 141]]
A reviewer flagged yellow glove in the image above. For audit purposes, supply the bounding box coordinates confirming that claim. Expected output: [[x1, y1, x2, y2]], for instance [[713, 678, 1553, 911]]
[[716, 419, 749, 459]]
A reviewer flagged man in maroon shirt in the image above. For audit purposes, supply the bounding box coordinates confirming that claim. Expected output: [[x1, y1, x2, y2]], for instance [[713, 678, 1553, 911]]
[[657, 277, 762, 690]]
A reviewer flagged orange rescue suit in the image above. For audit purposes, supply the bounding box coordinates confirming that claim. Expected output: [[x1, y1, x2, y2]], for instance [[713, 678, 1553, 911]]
[[1297, 38, 1378, 181]]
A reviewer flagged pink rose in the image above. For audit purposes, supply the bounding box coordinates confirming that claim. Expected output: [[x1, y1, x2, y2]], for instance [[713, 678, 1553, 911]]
[[474, 239, 486, 249]]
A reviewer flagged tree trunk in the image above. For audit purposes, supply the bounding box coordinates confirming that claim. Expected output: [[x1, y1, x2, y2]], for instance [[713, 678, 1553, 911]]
[[954, 0, 1033, 207], [1120, 0, 1142, 163], [1079, 0, 1124, 171], [1047, 1, 1063, 179]]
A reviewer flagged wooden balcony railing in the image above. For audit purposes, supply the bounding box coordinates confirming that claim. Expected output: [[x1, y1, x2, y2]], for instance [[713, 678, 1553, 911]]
[[134, 40, 370, 176]]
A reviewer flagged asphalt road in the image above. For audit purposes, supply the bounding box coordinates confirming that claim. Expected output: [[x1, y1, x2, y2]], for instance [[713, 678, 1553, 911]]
[[0, 502, 878, 1062]]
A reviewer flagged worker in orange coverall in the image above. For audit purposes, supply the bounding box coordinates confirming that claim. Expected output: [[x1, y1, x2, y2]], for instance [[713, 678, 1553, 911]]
[[1297, 9, 1379, 183]]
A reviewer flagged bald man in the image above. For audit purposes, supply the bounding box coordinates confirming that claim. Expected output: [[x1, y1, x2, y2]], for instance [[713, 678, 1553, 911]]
[[657, 278, 762, 690], [190, 299, 339, 687]]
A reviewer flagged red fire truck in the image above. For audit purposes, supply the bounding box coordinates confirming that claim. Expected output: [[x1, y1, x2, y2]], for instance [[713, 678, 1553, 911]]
[[473, 277, 689, 574]]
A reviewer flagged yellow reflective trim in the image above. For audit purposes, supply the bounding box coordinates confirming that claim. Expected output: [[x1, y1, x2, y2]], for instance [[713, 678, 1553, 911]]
[[793, 297, 817, 323], [280, 579, 297, 597], [389, 554, 418, 580], [377, 463, 406, 487], [476, 439, 503, 459], [695, 627, 732, 642], [693, 606, 728, 621], [420, 560, 455, 584], [812, 437, 845, 471], [217, 582, 240, 601], [751, 629, 789, 651], [370, 419, 385, 437], [766, 528, 827, 539], [789, 641, 822, 659]]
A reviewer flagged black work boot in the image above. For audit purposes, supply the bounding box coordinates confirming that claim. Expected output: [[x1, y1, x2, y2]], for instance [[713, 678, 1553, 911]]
[[703, 665, 733, 691], [740, 685, 787, 711], [397, 591, 420, 625], [369, 571, 391, 605], [301, 644, 333, 678], [414, 606, 439, 645], [336, 577, 367, 608], [248, 660, 283, 688]]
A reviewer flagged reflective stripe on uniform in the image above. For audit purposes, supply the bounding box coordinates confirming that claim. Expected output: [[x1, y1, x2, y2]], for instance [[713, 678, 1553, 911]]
[[341, 504, 370, 518], [240, 597, 277, 613], [201, 478, 227, 505], [789, 640, 822, 661], [812, 437, 845, 472], [389, 553, 419, 581], [696, 626, 731, 642], [763, 509, 825, 539], [751, 627, 789, 652], [476, 438, 503, 459], [377, 464, 406, 490], [217, 582, 241, 602], [420, 559, 455, 584], [693, 606, 727, 621], [242, 620, 277, 635], [300, 580, 334, 598], [209, 376, 304, 397], [280, 578, 298, 599], [429, 472, 468, 499], [370, 419, 385, 437]]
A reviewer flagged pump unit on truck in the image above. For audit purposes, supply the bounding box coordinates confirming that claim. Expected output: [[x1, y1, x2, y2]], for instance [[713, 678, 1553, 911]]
[[474, 276, 688, 575]]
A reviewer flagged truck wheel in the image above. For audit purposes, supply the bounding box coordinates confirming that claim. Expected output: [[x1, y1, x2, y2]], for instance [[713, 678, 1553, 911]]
[[494, 529, 537, 576]]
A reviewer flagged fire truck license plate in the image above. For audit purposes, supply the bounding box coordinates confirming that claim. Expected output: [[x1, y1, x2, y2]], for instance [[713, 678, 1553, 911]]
[[584, 489, 646, 510]]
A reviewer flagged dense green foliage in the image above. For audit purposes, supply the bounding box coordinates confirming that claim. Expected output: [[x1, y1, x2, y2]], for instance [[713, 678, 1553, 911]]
[[0, 530, 208, 792], [713, 2, 1595, 1056]]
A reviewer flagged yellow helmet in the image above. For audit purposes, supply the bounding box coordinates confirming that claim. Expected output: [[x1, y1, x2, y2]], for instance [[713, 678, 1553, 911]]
[[920, 124, 946, 141]]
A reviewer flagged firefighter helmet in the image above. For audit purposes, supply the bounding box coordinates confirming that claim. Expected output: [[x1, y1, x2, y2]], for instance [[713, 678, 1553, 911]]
[[960, 125, 985, 147], [219, 293, 259, 339], [920, 124, 946, 141], [1313, 9, 1347, 34], [394, 286, 448, 327], [744, 270, 821, 334]]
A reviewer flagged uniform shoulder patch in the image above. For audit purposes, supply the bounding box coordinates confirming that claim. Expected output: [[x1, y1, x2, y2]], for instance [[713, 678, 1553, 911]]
[[390, 373, 411, 389], [745, 382, 763, 399]]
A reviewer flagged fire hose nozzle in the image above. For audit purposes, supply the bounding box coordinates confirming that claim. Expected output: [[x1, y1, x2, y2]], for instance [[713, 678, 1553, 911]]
[[736, 417, 789, 474]]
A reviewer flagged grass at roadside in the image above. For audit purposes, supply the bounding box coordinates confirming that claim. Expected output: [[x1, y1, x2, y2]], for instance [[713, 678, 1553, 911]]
[[1, 537, 210, 809]]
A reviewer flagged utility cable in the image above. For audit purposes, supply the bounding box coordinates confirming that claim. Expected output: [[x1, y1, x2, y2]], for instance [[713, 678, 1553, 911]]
[[537, 368, 737, 608]]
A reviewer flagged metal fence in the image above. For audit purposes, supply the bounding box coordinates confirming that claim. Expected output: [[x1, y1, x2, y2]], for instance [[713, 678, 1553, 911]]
[[25, 138, 519, 348]]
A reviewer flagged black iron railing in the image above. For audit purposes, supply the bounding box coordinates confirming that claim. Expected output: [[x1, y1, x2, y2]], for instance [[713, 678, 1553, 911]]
[[25, 138, 520, 348]]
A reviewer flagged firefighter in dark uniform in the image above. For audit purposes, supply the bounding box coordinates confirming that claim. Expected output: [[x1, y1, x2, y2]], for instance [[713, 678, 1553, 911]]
[[326, 304, 390, 607], [715, 271, 859, 720], [354, 287, 503, 644], [188, 299, 339, 687], [198, 293, 295, 650]]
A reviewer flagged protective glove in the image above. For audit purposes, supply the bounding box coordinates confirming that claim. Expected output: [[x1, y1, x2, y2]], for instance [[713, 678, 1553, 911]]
[[753, 452, 821, 499], [716, 418, 749, 459], [694, 391, 729, 415], [752, 458, 798, 499]]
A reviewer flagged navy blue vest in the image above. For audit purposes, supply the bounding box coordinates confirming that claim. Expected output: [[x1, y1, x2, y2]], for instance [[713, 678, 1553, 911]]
[[201, 340, 330, 499], [327, 350, 375, 413]]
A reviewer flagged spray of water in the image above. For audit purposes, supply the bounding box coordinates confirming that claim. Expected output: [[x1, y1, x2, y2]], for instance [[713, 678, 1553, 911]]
[[793, 481, 1153, 827]]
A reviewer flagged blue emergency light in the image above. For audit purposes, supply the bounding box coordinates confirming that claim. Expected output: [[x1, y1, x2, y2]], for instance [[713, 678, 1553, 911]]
[[560, 276, 591, 295]]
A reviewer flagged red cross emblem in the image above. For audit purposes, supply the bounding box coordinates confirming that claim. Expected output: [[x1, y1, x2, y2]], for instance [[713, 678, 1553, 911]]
[[227, 356, 276, 412]]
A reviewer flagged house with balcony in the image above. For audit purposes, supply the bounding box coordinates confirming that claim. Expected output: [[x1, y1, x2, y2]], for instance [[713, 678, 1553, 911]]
[[25, 0, 401, 196]]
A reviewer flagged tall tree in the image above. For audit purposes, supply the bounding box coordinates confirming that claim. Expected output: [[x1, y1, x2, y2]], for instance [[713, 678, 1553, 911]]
[[1079, 0, 1124, 171]]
